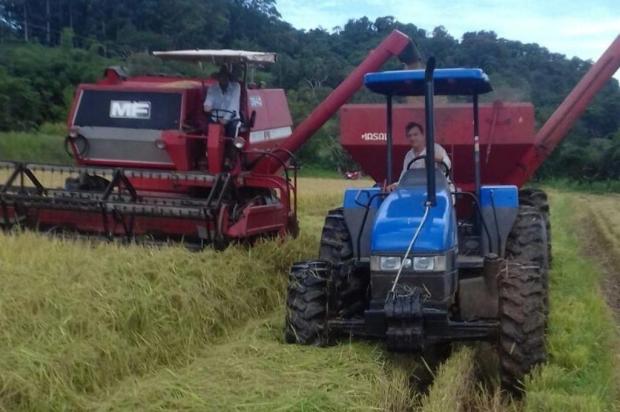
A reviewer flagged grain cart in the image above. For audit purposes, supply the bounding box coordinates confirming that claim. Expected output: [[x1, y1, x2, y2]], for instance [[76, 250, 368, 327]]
[[0, 31, 419, 248], [285, 35, 620, 392]]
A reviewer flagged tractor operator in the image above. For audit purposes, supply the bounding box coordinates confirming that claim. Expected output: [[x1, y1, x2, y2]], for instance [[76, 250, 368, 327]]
[[387, 121, 452, 192], [203, 65, 241, 136]]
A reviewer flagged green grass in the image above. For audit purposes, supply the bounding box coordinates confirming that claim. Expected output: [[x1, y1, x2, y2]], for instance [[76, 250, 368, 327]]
[[0, 124, 69, 164], [524, 191, 619, 411], [297, 166, 342, 178], [537, 178, 620, 194]]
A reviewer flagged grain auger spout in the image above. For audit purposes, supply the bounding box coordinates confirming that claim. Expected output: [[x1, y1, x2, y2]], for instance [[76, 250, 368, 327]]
[[507, 34, 620, 185], [253, 30, 421, 174]]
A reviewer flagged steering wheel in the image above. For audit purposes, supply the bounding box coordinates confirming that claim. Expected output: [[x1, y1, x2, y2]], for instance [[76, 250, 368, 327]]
[[209, 109, 237, 123], [406, 155, 451, 177]]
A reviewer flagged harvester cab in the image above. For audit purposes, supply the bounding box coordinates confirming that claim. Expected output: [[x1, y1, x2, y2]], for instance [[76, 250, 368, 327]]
[[285, 58, 550, 393], [152, 49, 276, 137]]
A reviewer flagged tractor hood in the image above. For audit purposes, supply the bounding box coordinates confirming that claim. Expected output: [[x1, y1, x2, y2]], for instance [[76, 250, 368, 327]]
[[371, 170, 456, 254]]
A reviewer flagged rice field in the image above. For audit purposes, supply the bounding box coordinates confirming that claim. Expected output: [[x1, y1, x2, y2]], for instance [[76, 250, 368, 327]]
[[0, 178, 617, 411]]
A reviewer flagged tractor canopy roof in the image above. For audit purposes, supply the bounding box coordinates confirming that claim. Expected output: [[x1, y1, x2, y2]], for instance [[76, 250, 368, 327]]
[[364, 68, 492, 96], [152, 49, 277, 65]]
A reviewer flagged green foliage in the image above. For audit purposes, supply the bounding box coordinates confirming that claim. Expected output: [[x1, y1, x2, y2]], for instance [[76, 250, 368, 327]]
[[0, 124, 68, 163], [0, 42, 113, 131], [0, 1, 619, 178]]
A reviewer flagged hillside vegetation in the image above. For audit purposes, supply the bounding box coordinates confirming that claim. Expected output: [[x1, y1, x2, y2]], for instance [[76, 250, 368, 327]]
[[1, 1, 619, 179]]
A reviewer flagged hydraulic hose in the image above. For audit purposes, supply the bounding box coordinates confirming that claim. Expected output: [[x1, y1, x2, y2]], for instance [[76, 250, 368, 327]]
[[389, 204, 431, 296]]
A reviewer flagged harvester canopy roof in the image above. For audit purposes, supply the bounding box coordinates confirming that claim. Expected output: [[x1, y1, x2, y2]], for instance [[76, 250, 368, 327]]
[[364, 68, 492, 96], [152, 49, 277, 64]]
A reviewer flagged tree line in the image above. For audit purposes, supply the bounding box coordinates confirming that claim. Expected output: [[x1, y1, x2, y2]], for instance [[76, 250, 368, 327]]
[[0, 0, 619, 180]]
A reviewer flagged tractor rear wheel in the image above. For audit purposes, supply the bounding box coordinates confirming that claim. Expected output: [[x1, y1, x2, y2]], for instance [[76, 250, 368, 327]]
[[319, 208, 369, 318], [506, 205, 550, 317], [519, 188, 552, 264], [284, 261, 331, 345], [498, 262, 546, 393]]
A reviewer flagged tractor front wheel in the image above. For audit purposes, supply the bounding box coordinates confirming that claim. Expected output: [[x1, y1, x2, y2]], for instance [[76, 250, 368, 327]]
[[284, 261, 331, 345], [498, 262, 547, 394], [319, 208, 368, 318]]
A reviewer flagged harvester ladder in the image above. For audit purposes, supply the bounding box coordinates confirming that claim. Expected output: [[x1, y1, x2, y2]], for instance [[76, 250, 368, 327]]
[[200, 172, 232, 245]]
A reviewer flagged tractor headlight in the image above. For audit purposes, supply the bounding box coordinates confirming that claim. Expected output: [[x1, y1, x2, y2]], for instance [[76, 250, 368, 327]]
[[371, 255, 447, 272], [413, 256, 434, 271], [373, 256, 411, 271]]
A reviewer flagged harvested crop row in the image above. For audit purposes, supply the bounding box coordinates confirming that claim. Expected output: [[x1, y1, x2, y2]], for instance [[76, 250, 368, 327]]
[[418, 346, 476, 412], [0, 232, 304, 410], [418, 344, 519, 412], [92, 312, 415, 411], [0, 178, 366, 411]]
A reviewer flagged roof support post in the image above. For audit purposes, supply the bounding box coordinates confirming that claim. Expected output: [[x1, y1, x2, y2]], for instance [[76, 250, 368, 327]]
[[386, 94, 393, 185]]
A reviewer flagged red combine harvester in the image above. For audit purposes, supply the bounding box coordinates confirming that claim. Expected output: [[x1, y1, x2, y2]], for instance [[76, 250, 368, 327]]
[[0, 31, 419, 248]]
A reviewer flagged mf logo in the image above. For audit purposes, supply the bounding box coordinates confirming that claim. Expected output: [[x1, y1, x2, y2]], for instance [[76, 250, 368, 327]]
[[109, 100, 151, 119]]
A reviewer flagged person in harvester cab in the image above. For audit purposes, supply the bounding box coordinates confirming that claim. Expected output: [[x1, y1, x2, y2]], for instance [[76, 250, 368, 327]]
[[203, 65, 241, 137]]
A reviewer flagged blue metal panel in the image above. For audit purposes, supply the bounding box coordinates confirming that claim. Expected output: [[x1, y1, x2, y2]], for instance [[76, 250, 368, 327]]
[[343, 187, 384, 209], [364, 68, 492, 96], [370, 185, 456, 254], [479, 186, 518, 208]]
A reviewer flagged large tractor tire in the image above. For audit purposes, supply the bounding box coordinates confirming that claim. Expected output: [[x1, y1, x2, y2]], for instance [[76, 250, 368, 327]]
[[498, 262, 546, 393], [506, 205, 550, 316], [319, 208, 369, 318], [519, 188, 552, 264], [284, 261, 330, 345]]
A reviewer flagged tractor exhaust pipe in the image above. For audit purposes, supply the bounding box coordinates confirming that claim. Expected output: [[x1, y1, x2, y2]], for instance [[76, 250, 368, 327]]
[[424, 57, 437, 206]]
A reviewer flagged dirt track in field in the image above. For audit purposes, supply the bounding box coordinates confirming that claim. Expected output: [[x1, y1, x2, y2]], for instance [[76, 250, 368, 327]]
[[574, 194, 620, 324], [571, 193, 620, 404]]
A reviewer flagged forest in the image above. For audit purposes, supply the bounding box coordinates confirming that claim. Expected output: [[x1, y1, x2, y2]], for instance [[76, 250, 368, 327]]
[[0, 0, 619, 180]]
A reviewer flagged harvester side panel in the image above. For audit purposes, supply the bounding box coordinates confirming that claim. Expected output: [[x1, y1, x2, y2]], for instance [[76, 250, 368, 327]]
[[246, 89, 293, 149]]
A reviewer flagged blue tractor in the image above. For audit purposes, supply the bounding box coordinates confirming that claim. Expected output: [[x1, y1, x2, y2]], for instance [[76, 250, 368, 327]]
[[285, 58, 549, 393]]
